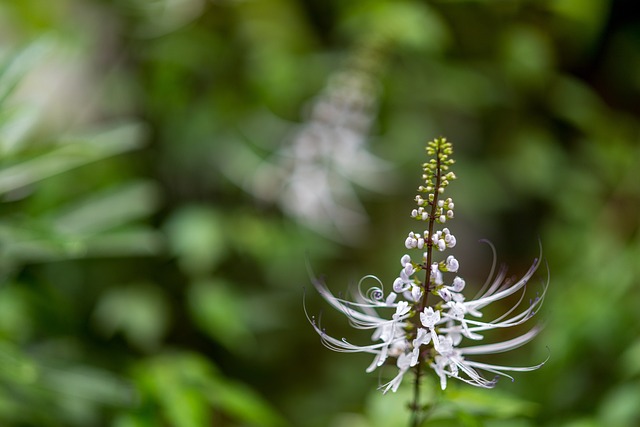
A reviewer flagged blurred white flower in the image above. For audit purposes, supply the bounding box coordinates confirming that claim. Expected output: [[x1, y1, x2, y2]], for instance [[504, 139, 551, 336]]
[[221, 42, 394, 244]]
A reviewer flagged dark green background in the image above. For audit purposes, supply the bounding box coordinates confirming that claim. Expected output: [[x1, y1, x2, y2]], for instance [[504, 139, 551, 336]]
[[1, 0, 639, 426]]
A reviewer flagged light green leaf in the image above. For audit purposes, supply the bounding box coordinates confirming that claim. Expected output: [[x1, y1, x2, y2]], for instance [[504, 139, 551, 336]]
[[0, 340, 39, 385], [130, 352, 285, 427], [341, 1, 449, 51], [39, 364, 137, 408], [187, 279, 255, 355], [0, 225, 162, 264], [0, 122, 147, 195], [209, 380, 289, 427], [164, 205, 226, 275], [0, 37, 55, 107], [51, 181, 161, 235], [445, 386, 539, 419], [598, 383, 640, 426], [0, 283, 33, 341], [92, 283, 170, 352]]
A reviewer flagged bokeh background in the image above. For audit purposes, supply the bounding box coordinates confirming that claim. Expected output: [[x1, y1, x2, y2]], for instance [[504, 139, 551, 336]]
[[1, 0, 639, 426]]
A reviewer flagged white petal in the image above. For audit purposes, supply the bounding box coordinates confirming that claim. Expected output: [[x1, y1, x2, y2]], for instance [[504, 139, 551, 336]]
[[460, 326, 542, 355]]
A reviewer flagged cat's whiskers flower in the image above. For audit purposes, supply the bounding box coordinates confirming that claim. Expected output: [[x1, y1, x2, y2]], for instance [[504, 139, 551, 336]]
[[306, 137, 548, 399]]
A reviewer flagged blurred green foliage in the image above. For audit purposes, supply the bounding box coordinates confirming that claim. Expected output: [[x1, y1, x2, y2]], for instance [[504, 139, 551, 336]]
[[0, 0, 639, 426]]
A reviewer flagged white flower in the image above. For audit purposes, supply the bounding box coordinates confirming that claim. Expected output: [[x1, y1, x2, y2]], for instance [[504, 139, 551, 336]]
[[409, 284, 423, 302], [221, 45, 397, 245], [445, 233, 456, 248], [429, 246, 549, 389], [385, 292, 397, 305], [420, 307, 441, 328], [305, 272, 412, 376], [307, 244, 548, 394], [446, 301, 466, 320], [380, 352, 413, 394], [432, 327, 546, 390], [410, 327, 432, 366], [392, 277, 408, 293], [438, 287, 452, 302], [307, 137, 549, 398], [405, 232, 418, 249], [400, 254, 412, 266], [445, 255, 459, 272], [393, 255, 418, 292], [450, 276, 465, 292], [403, 263, 415, 277], [393, 301, 411, 320], [430, 263, 444, 286]]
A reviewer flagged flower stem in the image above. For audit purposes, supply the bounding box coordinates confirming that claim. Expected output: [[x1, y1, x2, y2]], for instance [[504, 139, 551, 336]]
[[420, 149, 442, 310], [409, 142, 443, 427], [410, 363, 422, 427]]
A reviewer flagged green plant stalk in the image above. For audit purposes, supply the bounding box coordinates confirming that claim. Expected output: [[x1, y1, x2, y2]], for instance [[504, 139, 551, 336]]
[[409, 143, 443, 427]]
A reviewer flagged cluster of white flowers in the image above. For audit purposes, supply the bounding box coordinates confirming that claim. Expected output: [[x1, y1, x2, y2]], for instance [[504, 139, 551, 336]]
[[307, 137, 548, 395], [221, 40, 393, 244], [269, 62, 390, 243]]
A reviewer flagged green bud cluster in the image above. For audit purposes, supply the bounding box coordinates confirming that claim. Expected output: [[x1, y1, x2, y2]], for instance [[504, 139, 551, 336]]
[[423, 138, 455, 190], [411, 138, 457, 224]]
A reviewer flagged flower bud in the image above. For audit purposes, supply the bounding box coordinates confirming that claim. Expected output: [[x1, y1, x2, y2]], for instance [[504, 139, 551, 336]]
[[445, 255, 459, 272], [451, 276, 465, 292]]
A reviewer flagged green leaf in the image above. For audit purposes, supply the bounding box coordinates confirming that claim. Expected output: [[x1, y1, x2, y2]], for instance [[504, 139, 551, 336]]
[[341, 1, 449, 51], [598, 383, 640, 426], [0, 283, 33, 341], [0, 340, 39, 385], [38, 364, 137, 408], [0, 122, 147, 195], [445, 386, 539, 419], [164, 205, 226, 275], [621, 339, 640, 378], [92, 283, 170, 352], [129, 352, 285, 427], [209, 380, 288, 427], [187, 279, 255, 355], [51, 181, 161, 235], [0, 37, 55, 107]]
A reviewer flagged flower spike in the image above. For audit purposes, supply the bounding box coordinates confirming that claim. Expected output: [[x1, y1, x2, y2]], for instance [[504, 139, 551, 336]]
[[306, 137, 548, 405]]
